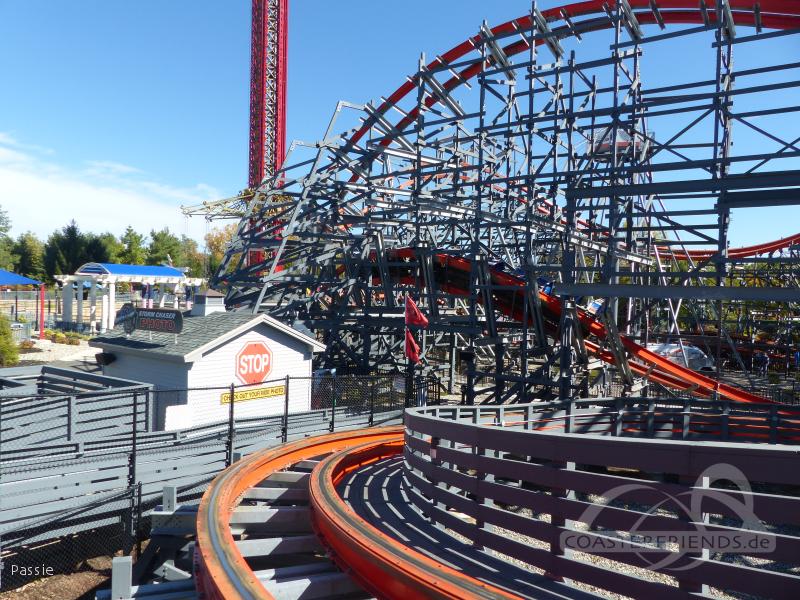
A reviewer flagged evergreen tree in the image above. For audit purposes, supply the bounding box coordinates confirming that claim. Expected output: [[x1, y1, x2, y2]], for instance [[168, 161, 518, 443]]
[[12, 232, 45, 280], [0, 205, 15, 271], [119, 226, 147, 264], [96, 232, 124, 263], [147, 228, 182, 266], [44, 221, 88, 278], [0, 316, 19, 367]]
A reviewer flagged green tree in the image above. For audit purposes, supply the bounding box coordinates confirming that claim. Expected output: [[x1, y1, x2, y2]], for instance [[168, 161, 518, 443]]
[[119, 226, 147, 265], [0, 316, 19, 366], [44, 221, 88, 278], [84, 235, 111, 263], [179, 236, 205, 277], [0, 205, 15, 270], [147, 228, 182, 266], [12, 232, 45, 280], [96, 232, 124, 263]]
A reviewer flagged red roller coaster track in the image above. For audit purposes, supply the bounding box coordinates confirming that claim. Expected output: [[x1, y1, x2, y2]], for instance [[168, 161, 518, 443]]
[[246, 0, 800, 256], [243, 1, 800, 402]]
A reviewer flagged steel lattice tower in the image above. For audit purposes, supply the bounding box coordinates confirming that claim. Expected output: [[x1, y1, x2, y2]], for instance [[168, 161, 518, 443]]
[[249, 0, 288, 189]]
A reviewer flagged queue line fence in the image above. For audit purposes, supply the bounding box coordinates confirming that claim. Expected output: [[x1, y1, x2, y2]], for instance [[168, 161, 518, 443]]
[[0, 373, 437, 590]]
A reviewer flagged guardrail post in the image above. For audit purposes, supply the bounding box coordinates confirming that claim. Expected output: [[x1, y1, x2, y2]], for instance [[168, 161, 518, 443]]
[[163, 485, 177, 513], [369, 380, 375, 427], [226, 382, 235, 467], [67, 395, 75, 441], [612, 398, 621, 436], [682, 398, 691, 440], [282, 375, 290, 443], [566, 398, 574, 434], [128, 392, 138, 489], [678, 472, 709, 594], [769, 405, 778, 444], [646, 398, 655, 436], [549, 457, 576, 581], [329, 382, 336, 433], [144, 388, 152, 432], [135, 482, 143, 558], [721, 401, 730, 441], [111, 556, 133, 599], [429, 436, 440, 522]]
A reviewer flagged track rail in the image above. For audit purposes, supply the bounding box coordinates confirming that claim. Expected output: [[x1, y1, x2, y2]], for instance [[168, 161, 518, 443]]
[[346, 1, 800, 161], [194, 427, 400, 600], [308, 435, 524, 600], [387, 248, 774, 404]]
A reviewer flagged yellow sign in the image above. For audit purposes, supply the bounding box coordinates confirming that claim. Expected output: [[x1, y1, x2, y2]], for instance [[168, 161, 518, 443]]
[[221, 385, 285, 405]]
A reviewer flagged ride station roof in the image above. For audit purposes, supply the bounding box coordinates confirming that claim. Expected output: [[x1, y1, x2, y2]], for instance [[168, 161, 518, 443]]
[[76, 263, 186, 278], [0, 269, 41, 286], [58, 263, 205, 286], [90, 312, 325, 362]]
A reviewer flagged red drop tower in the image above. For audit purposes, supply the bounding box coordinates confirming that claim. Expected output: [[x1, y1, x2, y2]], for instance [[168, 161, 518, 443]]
[[248, 0, 288, 189]]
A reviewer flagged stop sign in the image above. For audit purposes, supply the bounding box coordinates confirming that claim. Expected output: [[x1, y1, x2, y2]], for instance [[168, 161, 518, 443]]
[[236, 342, 273, 385]]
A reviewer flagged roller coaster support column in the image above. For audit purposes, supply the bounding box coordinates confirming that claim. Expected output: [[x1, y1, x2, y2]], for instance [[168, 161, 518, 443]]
[[712, 0, 735, 400], [559, 299, 576, 401], [226, 383, 235, 466], [463, 349, 476, 405], [405, 361, 414, 408]]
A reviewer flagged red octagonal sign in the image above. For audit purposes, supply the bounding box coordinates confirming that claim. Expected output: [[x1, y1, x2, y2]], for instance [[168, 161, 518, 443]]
[[236, 341, 273, 385]]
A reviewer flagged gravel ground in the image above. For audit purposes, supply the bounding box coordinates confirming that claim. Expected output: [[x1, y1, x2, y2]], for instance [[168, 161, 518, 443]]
[[444, 488, 796, 600], [18, 339, 98, 366], [0, 555, 114, 600]]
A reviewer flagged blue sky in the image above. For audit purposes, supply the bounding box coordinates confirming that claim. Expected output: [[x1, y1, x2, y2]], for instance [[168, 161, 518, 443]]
[[0, 1, 797, 247]]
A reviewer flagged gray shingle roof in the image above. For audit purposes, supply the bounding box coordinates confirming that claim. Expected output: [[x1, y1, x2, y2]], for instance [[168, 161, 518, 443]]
[[91, 312, 258, 358]]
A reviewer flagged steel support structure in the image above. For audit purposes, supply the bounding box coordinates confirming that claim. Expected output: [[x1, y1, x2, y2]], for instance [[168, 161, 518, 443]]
[[217, 1, 800, 402], [249, 0, 288, 189]]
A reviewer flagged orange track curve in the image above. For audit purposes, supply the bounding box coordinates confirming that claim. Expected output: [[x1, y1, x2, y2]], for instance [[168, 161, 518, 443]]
[[308, 435, 523, 600], [194, 427, 401, 600]]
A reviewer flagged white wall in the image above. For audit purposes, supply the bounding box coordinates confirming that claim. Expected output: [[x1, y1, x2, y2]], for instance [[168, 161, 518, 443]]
[[185, 322, 313, 429], [102, 354, 189, 430]]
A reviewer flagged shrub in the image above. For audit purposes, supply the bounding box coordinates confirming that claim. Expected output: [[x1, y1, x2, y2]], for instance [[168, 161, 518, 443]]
[[16, 314, 27, 323], [19, 339, 35, 350], [0, 317, 19, 366], [53, 333, 68, 344], [67, 337, 81, 346]]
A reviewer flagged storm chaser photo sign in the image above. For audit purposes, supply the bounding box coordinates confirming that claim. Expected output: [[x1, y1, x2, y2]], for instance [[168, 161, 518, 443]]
[[135, 308, 184, 333]]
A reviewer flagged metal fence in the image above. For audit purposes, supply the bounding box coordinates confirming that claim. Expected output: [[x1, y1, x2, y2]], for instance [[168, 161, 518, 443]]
[[609, 377, 800, 405], [404, 401, 800, 599], [0, 373, 434, 591], [9, 323, 32, 343]]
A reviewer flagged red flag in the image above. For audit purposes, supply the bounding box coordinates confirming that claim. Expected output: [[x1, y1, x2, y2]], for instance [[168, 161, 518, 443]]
[[405, 295, 429, 328], [405, 329, 421, 364]]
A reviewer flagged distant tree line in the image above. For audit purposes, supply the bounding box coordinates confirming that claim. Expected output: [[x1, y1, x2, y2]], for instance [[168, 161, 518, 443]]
[[0, 204, 237, 283]]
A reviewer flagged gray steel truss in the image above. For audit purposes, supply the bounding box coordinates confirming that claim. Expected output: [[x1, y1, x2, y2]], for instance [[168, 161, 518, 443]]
[[215, 1, 800, 402]]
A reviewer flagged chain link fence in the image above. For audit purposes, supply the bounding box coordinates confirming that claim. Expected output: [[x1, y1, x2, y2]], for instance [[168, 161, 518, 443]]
[[0, 485, 139, 591], [0, 373, 435, 592]]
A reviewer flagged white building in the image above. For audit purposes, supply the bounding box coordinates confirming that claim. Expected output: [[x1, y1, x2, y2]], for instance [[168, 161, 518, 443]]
[[58, 262, 205, 333], [89, 296, 325, 431]]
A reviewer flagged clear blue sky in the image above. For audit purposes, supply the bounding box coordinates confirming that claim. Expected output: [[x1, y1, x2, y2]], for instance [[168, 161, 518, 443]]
[[0, 0, 797, 247]]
